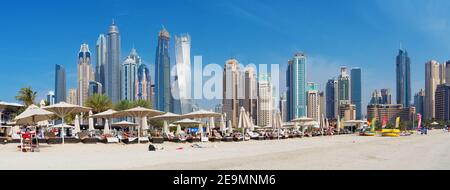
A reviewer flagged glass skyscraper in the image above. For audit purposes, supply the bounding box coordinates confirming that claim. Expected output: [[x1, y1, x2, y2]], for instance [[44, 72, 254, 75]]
[[121, 56, 138, 101], [174, 34, 192, 114], [95, 34, 106, 93], [351, 68, 362, 119], [286, 53, 307, 121], [154, 27, 172, 112], [105, 21, 121, 104], [55, 64, 66, 103], [326, 79, 337, 119], [396, 48, 411, 107]]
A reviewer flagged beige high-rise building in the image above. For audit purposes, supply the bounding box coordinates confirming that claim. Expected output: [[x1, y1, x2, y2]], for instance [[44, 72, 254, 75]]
[[77, 43, 94, 106], [257, 75, 272, 127], [425, 60, 445, 119], [67, 89, 78, 105], [307, 89, 320, 122], [339, 104, 356, 121], [223, 59, 242, 128], [244, 67, 258, 125]]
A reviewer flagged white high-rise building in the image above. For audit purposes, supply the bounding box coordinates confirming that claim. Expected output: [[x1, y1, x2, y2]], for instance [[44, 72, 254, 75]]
[[258, 74, 272, 127], [223, 59, 243, 128], [95, 34, 106, 92], [77, 43, 94, 106], [121, 53, 138, 101], [174, 34, 192, 114]]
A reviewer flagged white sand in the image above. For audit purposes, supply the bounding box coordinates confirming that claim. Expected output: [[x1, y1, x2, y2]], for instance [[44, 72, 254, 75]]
[[1, 130, 450, 170]]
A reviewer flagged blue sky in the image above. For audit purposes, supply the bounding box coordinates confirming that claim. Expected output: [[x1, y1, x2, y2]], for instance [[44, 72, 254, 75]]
[[2, 0, 450, 112]]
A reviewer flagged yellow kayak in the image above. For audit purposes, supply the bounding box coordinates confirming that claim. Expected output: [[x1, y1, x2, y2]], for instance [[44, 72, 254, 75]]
[[381, 129, 400, 137], [360, 131, 376, 136]]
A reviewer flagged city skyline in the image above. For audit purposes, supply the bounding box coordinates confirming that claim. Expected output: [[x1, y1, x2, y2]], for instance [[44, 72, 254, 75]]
[[3, 0, 450, 112]]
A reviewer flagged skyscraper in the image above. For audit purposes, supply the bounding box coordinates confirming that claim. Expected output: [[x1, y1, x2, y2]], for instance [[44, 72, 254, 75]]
[[55, 64, 66, 103], [396, 48, 411, 107], [154, 27, 172, 112], [137, 64, 152, 104], [414, 89, 425, 117], [380, 88, 392, 104], [351, 68, 362, 119], [174, 34, 192, 114], [77, 43, 94, 106], [95, 34, 106, 92], [425, 60, 445, 119], [370, 89, 382, 105], [306, 82, 320, 121], [244, 66, 258, 124], [223, 59, 242, 127], [67, 89, 77, 105], [105, 21, 121, 104], [286, 53, 307, 121], [435, 84, 450, 121], [257, 74, 272, 127], [121, 56, 138, 101], [46, 91, 55, 105], [325, 79, 337, 119], [338, 67, 351, 105], [279, 92, 288, 122], [88, 81, 103, 97]]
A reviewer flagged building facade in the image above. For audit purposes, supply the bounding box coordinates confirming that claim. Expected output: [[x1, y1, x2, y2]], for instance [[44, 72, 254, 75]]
[[174, 34, 192, 114], [381, 88, 392, 104], [95, 34, 106, 92], [244, 67, 258, 124], [77, 43, 94, 106], [396, 48, 411, 108], [88, 81, 103, 97], [279, 92, 288, 122], [223, 59, 242, 128], [136, 64, 152, 105], [435, 84, 450, 121], [46, 91, 55, 105], [306, 82, 320, 121], [425, 60, 445, 119], [120, 56, 138, 101], [367, 104, 416, 123], [55, 64, 66, 103], [67, 89, 77, 105], [154, 27, 172, 112], [257, 75, 272, 127], [105, 21, 121, 104], [286, 53, 307, 121], [351, 68, 362, 119], [326, 79, 337, 119], [414, 89, 425, 117]]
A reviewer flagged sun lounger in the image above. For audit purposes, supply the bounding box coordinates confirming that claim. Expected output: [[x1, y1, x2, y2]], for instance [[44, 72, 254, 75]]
[[139, 137, 149, 144], [107, 137, 119, 143], [187, 137, 201, 143], [222, 136, 233, 142], [151, 137, 164, 144], [81, 138, 98, 144], [0, 137, 9, 144], [123, 137, 138, 144], [64, 138, 81, 144], [47, 138, 63, 144]]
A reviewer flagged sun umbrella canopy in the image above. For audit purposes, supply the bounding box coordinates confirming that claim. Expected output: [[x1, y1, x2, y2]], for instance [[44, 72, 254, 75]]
[[181, 109, 222, 119], [43, 102, 91, 117], [163, 120, 170, 135], [52, 123, 73, 128], [89, 109, 118, 119], [111, 121, 138, 127], [173, 118, 203, 126], [0, 101, 23, 110], [88, 111, 95, 131], [114, 106, 164, 118], [176, 124, 182, 135], [14, 104, 54, 125], [220, 115, 226, 132], [291, 117, 315, 123], [149, 112, 181, 121], [104, 119, 110, 134]]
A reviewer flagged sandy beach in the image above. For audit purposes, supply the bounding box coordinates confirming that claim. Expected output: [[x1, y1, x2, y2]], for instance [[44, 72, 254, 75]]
[[1, 130, 449, 170]]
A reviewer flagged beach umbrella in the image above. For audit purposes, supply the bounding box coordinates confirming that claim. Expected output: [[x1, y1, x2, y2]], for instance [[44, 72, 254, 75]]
[[103, 119, 110, 135], [293, 122, 299, 131], [90, 109, 118, 119], [162, 120, 170, 135], [209, 116, 215, 131], [237, 107, 247, 129], [14, 105, 54, 125], [227, 120, 233, 134], [181, 109, 222, 119], [219, 115, 226, 132], [43, 102, 91, 144], [173, 118, 202, 126], [111, 120, 138, 128], [114, 107, 164, 144], [198, 123, 203, 135], [88, 111, 94, 131], [74, 115, 81, 134], [176, 124, 182, 136], [0, 101, 23, 127], [337, 117, 341, 134], [149, 112, 181, 121], [142, 116, 149, 130]]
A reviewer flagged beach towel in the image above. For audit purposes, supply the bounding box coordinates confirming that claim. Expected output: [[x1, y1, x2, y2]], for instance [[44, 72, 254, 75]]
[[176, 147, 183, 150]]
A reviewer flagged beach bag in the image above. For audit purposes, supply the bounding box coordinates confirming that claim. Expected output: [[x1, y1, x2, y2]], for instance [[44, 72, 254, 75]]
[[148, 144, 156, 151]]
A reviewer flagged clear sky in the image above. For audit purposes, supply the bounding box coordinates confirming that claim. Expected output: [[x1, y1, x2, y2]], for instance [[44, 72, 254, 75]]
[[2, 0, 450, 112]]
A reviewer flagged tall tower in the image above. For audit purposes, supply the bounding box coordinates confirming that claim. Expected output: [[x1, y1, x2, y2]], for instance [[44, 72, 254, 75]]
[[306, 82, 320, 122], [154, 27, 172, 112], [105, 21, 121, 104], [325, 79, 337, 119], [414, 89, 425, 117], [223, 59, 242, 128], [95, 34, 106, 92], [55, 64, 66, 103], [174, 34, 192, 114], [257, 74, 272, 127], [77, 43, 94, 106], [137, 64, 152, 105], [244, 66, 258, 124], [350, 68, 362, 119], [396, 48, 411, 107], [121, 55, 138, 101], [425, 60, 445, 119], [286, 53, 307, 121]]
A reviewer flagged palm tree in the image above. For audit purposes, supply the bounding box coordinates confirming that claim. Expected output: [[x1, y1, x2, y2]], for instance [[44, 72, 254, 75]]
[[132, 99, 151, 109], [85, 94, 113, 113], [115, 100, 132, 111], [15, 87, 37, 107]]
